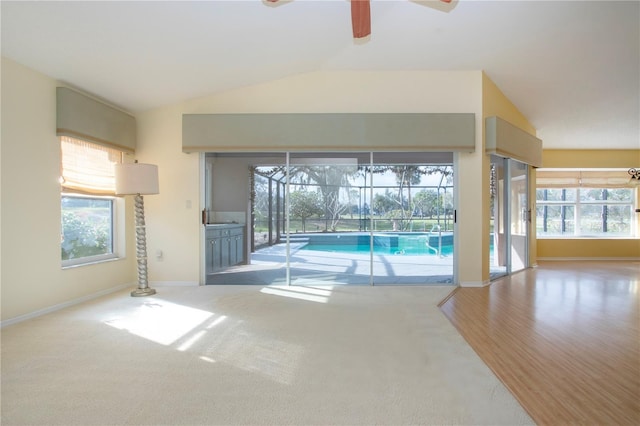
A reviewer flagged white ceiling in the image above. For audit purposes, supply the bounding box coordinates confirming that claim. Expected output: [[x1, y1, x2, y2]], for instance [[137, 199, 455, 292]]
[[2, 0, 639, 149]]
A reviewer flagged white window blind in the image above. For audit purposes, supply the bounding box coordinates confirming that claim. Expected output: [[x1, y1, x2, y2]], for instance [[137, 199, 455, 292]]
[[536, 169, 631, 189], [60, 136, 122, 195]]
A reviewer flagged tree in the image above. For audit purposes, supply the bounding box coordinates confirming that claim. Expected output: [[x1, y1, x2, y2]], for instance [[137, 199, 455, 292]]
[[288, 190, 323, 232], [252, 173, 270, 224], [290, 165, 358, 231], [367, 165, 453, 231], [390, 166, 422, 212], [372, 190, 399, 216], [347, 189, 360, 218], [413, 190, 439, 218]]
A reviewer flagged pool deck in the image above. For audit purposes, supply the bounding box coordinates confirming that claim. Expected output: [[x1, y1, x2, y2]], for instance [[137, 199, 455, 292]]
[[208, 241, 456, 285]]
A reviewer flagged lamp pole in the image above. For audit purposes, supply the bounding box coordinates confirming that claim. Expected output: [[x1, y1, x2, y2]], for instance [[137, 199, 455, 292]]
[[132, 193, 155, 297]]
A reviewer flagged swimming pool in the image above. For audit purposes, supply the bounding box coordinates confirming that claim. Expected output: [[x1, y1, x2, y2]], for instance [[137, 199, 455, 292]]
[[297, 232, 454, 256]]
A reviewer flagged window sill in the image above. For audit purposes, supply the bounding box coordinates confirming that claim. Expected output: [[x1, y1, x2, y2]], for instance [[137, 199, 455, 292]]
[[62, 256, 122, 270]]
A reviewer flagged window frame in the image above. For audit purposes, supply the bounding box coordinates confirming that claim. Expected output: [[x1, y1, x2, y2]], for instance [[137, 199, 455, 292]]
[[536, 187, 637, 239], [61, 193, 122, 268]]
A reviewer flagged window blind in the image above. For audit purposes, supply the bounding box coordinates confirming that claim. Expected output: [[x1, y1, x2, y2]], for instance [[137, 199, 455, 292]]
[[536, 169, 631, 188], [60, 136, 122, 195]]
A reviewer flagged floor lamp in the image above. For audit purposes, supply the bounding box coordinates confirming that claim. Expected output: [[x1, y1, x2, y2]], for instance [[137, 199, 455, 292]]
[[115, 162, 159, 297]]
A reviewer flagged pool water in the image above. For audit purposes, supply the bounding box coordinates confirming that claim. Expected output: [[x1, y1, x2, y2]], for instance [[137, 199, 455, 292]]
[[301, 234, 454, 256], [302, 243, 454, 256]]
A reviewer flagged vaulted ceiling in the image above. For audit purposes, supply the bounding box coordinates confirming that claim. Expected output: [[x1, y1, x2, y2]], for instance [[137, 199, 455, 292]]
[[2, 0, 638, 150]]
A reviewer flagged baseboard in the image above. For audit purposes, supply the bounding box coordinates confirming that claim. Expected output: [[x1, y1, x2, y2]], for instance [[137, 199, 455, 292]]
[[1, 283, 130, 328], [459, 280, 491, 288], [151, 281, 199, 287], [537, 257, 640, 262]]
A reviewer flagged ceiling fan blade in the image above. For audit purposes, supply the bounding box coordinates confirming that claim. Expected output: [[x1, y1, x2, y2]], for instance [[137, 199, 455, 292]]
[[351, 0, 371, 39], [267, 0, 451, 39]]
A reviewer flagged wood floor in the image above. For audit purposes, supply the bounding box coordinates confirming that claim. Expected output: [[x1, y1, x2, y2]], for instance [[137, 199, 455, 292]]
[[440, 261, 640, 426]]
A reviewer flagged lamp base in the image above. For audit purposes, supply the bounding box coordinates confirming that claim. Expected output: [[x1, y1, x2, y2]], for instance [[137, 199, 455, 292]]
[[131, 287, 157, 297]]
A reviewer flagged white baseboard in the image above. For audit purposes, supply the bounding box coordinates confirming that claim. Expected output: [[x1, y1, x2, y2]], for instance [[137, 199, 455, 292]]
[[537, 257, 640, 262], [459, 280, 491, 288], [1, 283, 130, 328], [151, 281, 199, 287]]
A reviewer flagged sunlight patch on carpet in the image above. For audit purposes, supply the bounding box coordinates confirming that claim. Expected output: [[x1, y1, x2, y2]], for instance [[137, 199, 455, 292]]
[[103, 299, 214, 346], [260, 285, 333, 303]]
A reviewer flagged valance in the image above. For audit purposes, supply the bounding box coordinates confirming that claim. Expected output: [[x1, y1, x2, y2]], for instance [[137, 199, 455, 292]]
[[57, 87, 136, 153], [485, 116, 542, 167], [182, 113, 475, 153]]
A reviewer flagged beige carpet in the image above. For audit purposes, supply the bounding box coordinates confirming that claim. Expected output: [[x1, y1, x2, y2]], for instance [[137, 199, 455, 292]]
[[1, 284, 533, 425]]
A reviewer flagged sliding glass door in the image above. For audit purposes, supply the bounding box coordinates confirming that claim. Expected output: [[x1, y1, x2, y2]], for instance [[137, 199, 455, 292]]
[[287, 153, 372, 285], [205, 151, 454, 286], [490, 155, 507, 278], [489, 155, 529, 279], [509, 159, 529, 273], [370, 153, 454, 284]]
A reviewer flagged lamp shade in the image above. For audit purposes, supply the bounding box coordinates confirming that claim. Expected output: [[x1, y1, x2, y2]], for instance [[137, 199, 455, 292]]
[[114, 163, 159, 195]]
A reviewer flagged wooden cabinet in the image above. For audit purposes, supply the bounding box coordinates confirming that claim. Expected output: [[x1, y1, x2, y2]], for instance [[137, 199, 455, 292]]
[[206, 224, 245, 283]]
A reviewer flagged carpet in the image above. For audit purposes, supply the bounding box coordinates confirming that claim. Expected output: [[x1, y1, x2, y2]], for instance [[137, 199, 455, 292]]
[[1, 284, 533, 425]]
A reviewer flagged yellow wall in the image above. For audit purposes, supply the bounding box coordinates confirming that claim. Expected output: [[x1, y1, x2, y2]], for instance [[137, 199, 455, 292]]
[[538, 148, 640, 260], [537, 239, 640, 259], [482, 73, 536, 135], [1, 57, 136, 322], [543, 150, 640, 168]]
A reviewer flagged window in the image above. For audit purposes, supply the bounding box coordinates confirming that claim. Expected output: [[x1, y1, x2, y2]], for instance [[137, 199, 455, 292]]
[[536, 188, 635, 237], [60, 136, 123, 266], [61, 195, 114, 263]]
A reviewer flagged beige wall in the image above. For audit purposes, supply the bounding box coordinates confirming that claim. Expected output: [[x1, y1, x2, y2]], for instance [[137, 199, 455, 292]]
[[135, 104, 201, 284], [538, 149, 640, 260], [138, 70, 488, 286], [2, 64, 544, 320], [1, 58, 136, 322]]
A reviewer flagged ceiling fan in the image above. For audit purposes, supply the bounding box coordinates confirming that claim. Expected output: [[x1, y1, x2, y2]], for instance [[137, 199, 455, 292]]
[[266, 0, 453, 39]]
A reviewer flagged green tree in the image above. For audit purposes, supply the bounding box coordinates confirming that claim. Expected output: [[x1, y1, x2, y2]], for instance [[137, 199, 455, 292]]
[[290, 165, 357, 231], [373, 189, 399, 215], [347, 189, 360, 218], [61, 210, 110, 260], [289, 190, 323, 232], [368, 165, 453, 230], [413, 190, 439, 218]]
